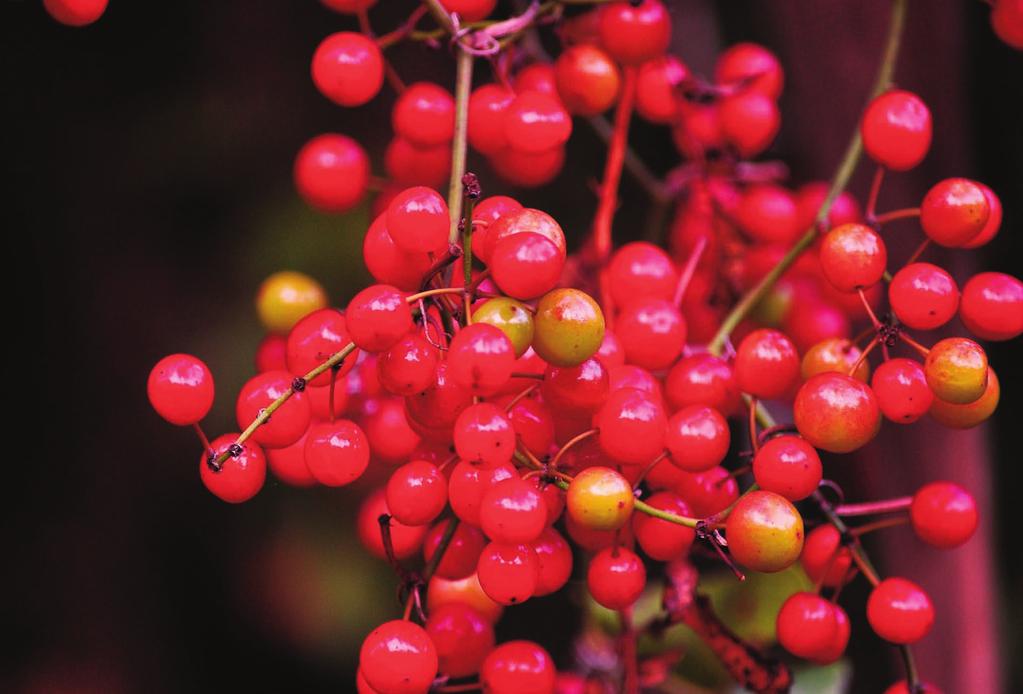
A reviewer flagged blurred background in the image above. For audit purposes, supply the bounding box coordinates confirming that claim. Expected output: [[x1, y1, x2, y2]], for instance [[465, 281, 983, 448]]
[[3, 1, 1021, 692]]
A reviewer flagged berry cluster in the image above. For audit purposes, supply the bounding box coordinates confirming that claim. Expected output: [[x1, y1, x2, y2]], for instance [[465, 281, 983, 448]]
[[141, 1, 1022, 693]]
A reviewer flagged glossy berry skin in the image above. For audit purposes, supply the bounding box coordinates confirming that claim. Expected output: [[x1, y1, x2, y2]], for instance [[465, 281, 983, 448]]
[[608, 365, 663, 403], [752, 435, 822, 502], [362, 212, 435, 292], [503, 395, 556, 457], [596, 388, 668, 465], [735, 185, 800, 244], [963, 182, 1002, 248], [888, 263, 960, 331], [357, 488, 428, 560], [632, 491, 696, 560], [426, 603, 495, 678], [795, 182, 862, 232], [294, 133, 369, 212], [542, 358, 610, 415], [718, 91, 781, 158], [636, 56, 689, 123], [311, 32, 384, 107], [236, 371, 311, 449], [453, 402, 516, 467], [819, 223, 887, 292], [377, 332, 438, 396], [483, 207, 566, 262], [43, 0, 107, 26], [734, 329, 800, 400], [776, 592, 838, 660], [406, 362, 473, 436], [256, 271, 329, 335], [468, 84, 515, 155], [554, 44, 621, 116], [725, 490, 804, 573], [860, 89, 932, 171], [304, 419, 370, 486], [587, 547, 647, 610], [664, 405, 730, 473], [801, 338, 870, 383], [386, 186, 450, 254], [503, 91, 572, 154], [148, 354, 215, 425], [607, 241, 678, 306], [615, 299, 687, 371], [346, 284, 413, 353], [386, 460, 447, 526], [671, 466, 738, 517], [794, 373, 881, 453], [266, 432, 316, 487], [363, 396, 422, 462], [813, 603, 850, 665], [392, 82, 455, 147], [448, 461, 517, 527], [423, 520, 487, 581], [286, 308, 357, 386], [871, 358, 934, 424], [910, 481, 978, 548], [883, 682, 943, 694], [666, 354, 742, 415], [359, 620, 438, 694], [532, 288, 606, 367], [567, 466, 635, 531], [800, 524, 852, 588], [598, 1, 672, 65], [920, 178, 990, 247], [867, 577, 934, 644], [481, 641, 556, 694], [472, 297, 534, 358], [477, 542, 539, 605], [960, 272, 1023, 341], [532, 527, 573, 596], [200, 434, 266, 503], [924, 337, 988, 404], [490, 233, 565, 300], [427, 572, 503, 624], [714, 42, 783, 99], [472, 195, 523, 255], [929, 366, 999, 429], [438, 0, 496, 22], [514, 62, 558, 96], [480, 477, 548, 544], [447, 323, 516, 396]]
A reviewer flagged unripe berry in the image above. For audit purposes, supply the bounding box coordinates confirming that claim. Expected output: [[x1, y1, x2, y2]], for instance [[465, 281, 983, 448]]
[[567, 466, 635, 531], [472, 297, 535, 358], [794, 373, 881, 453], [924, 337, 988, 404], [725, 490, 804, 573], [532, 288, 606, 367], [256, 271, 329, 335], [929, 366, 1000, 428]]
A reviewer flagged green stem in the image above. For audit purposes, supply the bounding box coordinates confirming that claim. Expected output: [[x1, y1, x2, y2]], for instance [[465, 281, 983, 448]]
[[448, 49, 474, 244], [707, 0, 908, 357]]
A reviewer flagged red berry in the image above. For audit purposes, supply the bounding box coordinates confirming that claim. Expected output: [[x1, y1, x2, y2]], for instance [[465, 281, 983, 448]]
[[386, 186, 450, 254], [148, 353, 215, 426], [44, 0, 107, 26], [514, 62, 559, 97], [489, 145, 566, 187], [819, 223, 887, 292], [423, 520, 488, 581], [734, 329, 800, 400], [320, 0, 376, 13], [438, 0, 496, 22], [665, 405, 730, 473], [477, 542, 539, 605], [609, 364, 663, 402], [484, 207, 567, 261], [286, 308, 357, 386], [357, 488, 428, 560], [871, 358, 934, 424], [910, 481, 978, 548], [490, 233, 565, 300], [598, 1, 672, 66], [200, 434, 266, 503], [735, 185, 800, 244], [801, 337, 871, 383], [794, 372, 881, 453], [255, 334, 288, 373], [362, 212, 436, 291], [607, 241, 679, 307], [672, 466, 738, 518], [359, 620, 438, 694], [725, 490, 804, 573], [665, 354, 742, 415], [615, 298, 687, 371], [587, 546, 647, 609], [632, 491, 696, 561], [782, 298, 851, 355], [293, 134, 369, 212], [502, 394, 556, 457], [386, 460, 447, 525], [920, 178, 990, 247], [393, 82, 455, 147], [236, 370, 311, 449], [776, 592, 838, 660], [888, 262, 960, 331], [795, 182, 862, 232], [860, 89, 932, 171], [471, 195, 524, 262], [311, 32, 384, 107], [596, 388, 668, 465], [426, 572, 503, 624], [812, 603, 850, 665], [468, 84, 515, 155], [449, 461, 517, 527], [304, 419, 370, 486], [929, 366, 1000, 429], [426, 603, 495, 678], [960, 271, 1023, 341], [715, 42, 783, 99], [447, 324, 516, 396], [962, 183, 1002, 248], [481, 641, 557, 694], [555, 44, 621, 116], [503, 91, 573, 153], [800, 524, 852, 589], [480, 477, 548, 544], [266, 432, 316, 487], [377, 331, 439, 395], [363, 396, 422, 462], [346, 284, 413, 353], [752, 435, 822, 501], [406, 361, 474, 437], [719, 91, 781, 158], [532, 527, 574, 596], [867, 577, 934, 644], [543, 358, 610, 415], [636, 56, 689, 123], [384, 136, 450, 188]]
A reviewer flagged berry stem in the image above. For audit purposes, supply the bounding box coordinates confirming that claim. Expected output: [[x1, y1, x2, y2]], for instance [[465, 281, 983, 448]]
[[549, 428, 599, 470], [849, 515, 909, 537], [834, 495, 913, 516], [875, 207, 921, 225], [707, 0, 908, 357], [422, 516, 461, 584], [504, 383, 539, 410], [900, 333, 931, 357], [448, 49, 474, 245], [632, 450, 669, 490], [634, 497, 700, 528], [192, 423, 212, 454], [748, 397, 760, 454], [328, 366, 339, 423], [865, 165, 886, 220], [849, 549, 881, 587], [591, 65, 639, 263], [673, 235, 708, 307], [905, 237, 931, 265], [900, 644, 922, 693], [406, 287, 467, 302], [849, 336, 879, 376]]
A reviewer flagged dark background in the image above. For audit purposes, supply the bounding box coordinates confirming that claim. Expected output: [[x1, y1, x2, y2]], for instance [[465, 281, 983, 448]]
[[3, 1, 1021, 692]]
